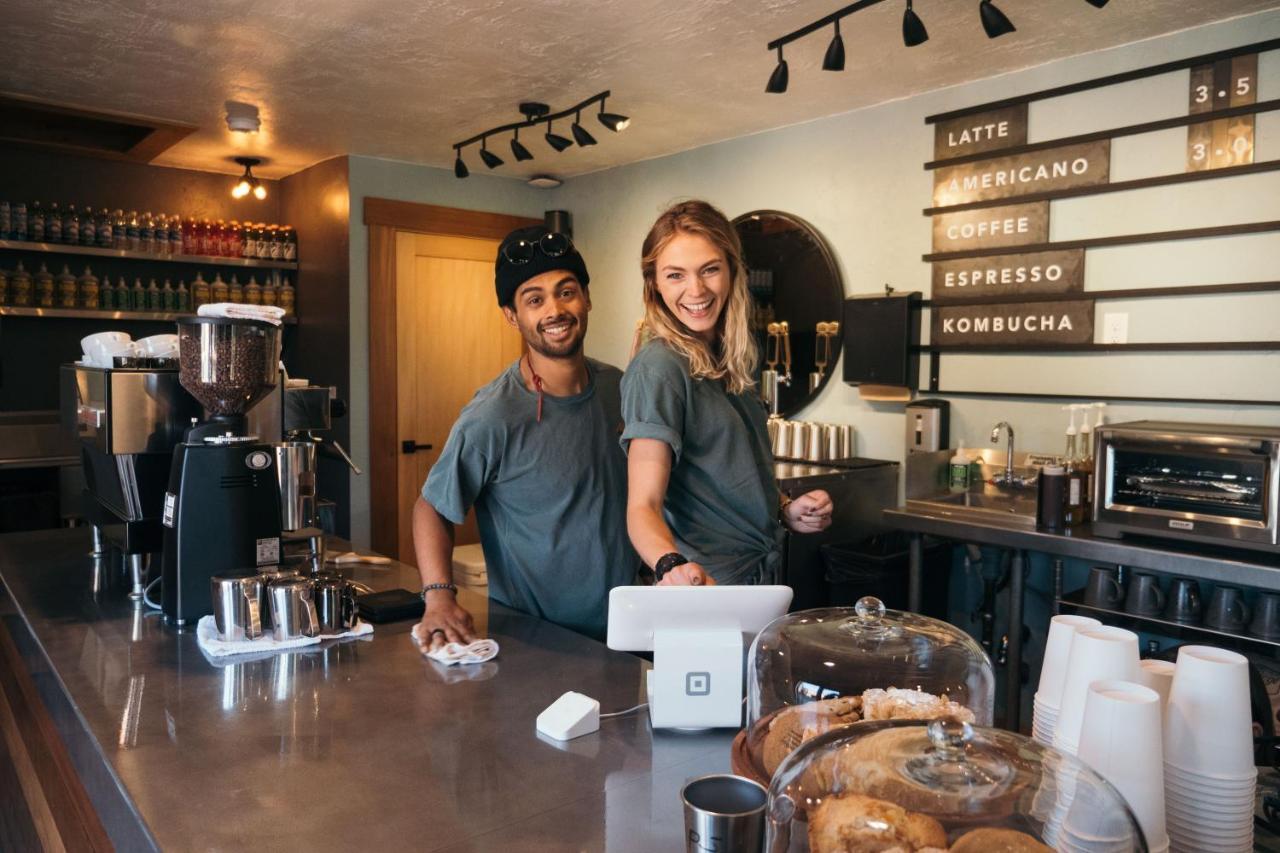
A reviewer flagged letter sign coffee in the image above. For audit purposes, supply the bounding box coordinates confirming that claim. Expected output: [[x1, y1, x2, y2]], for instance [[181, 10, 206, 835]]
[[933, 300, 1095, 346], [934, 104, 1028, 160], [932, 202, 1049, 253]]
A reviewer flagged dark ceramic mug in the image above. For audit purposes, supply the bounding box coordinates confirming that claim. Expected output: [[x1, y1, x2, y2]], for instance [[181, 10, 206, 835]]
[[1124, 572, 1166, 617], [1163, 577, 1202, 624], [1084, 566, 1124, 610], [1204, 585, 1251, 633]]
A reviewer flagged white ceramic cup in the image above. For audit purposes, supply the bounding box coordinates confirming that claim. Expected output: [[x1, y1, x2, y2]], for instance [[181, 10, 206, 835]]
[[81, 331, 133, 366], [1052, 626, 1140, 754], [1135, 658, 1175, 708], [1164, 645, 1254, 779], [136, 333, 179, 357], [1037, 615, 1103, 710], [1075, 680, 1165, 849]]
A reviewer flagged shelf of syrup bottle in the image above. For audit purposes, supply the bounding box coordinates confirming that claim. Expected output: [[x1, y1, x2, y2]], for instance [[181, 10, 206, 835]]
[[0, 306, 297, 324], [0, 239, 298, 270]]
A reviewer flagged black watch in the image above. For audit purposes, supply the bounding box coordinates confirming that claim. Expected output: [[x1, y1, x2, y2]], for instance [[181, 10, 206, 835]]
[[654, 552, 688, 582]]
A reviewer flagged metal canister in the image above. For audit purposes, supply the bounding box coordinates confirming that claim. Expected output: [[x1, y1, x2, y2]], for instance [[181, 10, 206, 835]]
[[790, 421, 808, 461], [823, 424, 841, 461], [804, 422, 824, 462], [773, 420, 794, 458], [766, 415, 780, 448], [838, 424, 855, 459]]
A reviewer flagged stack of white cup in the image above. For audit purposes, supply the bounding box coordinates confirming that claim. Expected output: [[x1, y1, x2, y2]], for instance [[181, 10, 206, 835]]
[[1163, 646, 1256, 853], [1135, 658, 1175, 709], [1073, 680, 1169, 853], [1033, 615, 1101, 746]]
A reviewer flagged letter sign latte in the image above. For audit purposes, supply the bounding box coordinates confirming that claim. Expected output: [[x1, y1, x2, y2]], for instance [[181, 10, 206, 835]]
[[933, 300, 1095, 346], [934, 104, 1028, 160]]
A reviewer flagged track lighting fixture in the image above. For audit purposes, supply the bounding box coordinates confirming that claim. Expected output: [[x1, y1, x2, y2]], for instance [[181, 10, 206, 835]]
[[765, 46, 789, 93], [545, 120, 573, 152], [571, 111, 597, 147], [230, 157, 266, 200], [452, 91, 627, 178], [903, 0, 929, 47], [823, 20, 846, 72], [979, 0, 1016, 38]]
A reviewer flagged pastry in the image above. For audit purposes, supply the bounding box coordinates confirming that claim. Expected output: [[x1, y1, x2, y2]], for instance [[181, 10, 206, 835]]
[[861, 687, 976, 724], [761, 696, 862, 776], [807, 793, 947, 852], [950, 827, 1052, 853]]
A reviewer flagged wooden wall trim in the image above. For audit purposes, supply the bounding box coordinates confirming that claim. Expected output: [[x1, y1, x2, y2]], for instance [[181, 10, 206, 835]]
[[0, 621, 112, 852], [363, 198, 539, 241]]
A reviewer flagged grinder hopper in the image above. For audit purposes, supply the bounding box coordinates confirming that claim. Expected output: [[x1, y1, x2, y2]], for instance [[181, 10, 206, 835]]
[[176, 317, 281, 438]]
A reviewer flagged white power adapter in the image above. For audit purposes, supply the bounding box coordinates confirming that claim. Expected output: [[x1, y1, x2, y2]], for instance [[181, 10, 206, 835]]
[[536, 691, 600, 741]]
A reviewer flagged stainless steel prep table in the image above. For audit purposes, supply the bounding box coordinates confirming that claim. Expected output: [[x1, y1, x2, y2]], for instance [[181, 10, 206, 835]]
[[0, 528, 731, 851], [885, 504, 1280, 731]]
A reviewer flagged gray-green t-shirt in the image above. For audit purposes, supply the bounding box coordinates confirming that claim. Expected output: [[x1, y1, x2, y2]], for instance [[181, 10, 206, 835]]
[[422, 358, 638, 640], [620, 341, 783, 585]]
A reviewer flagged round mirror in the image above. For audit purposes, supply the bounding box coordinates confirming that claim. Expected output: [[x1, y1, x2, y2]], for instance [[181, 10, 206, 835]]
[[733, 211, 844, 418]]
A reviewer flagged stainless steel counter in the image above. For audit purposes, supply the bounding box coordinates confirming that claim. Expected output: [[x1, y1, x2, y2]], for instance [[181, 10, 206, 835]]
[[0, 528, 730, 851]]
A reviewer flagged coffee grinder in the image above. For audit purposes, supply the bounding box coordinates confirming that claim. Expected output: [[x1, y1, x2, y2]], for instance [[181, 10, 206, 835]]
[[161, 317, 283, 625]]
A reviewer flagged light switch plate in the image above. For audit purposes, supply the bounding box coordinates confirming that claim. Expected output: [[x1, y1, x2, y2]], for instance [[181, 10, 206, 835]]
[[1102, 313, 1129, 344]]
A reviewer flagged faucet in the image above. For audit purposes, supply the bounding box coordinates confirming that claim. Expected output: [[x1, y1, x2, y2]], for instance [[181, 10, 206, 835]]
[[990, 421, 1017, 486]]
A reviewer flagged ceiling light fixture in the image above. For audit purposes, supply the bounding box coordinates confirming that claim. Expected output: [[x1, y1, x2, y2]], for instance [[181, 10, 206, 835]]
[[452, 91, 627, 178], [230, 157, 266, 200], [903, 0, 929, 47], [766, 46, 789, 93], [823, 20, 846, 71], [224, 101, 261, 134], [979, 0, 1016, 38], [1084, 0, 1110, 6], [571, 111, 598, 146]]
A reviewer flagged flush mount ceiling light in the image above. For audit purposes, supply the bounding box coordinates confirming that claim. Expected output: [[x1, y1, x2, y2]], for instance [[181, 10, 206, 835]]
[[765, 0, 1111, 89], [230, 156, 267, 200], [979, 0, 1016, 38], [452, 91, 628, 179], [224, 100, 261, 134], [528, 175, 563, 189]]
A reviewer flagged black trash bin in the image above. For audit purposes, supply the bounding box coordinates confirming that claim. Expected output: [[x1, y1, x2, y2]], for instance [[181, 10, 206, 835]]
[[822, 532, 951, 618]]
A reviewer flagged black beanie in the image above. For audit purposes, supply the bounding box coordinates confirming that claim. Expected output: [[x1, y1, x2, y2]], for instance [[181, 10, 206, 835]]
[[495, 225, 590, 307]]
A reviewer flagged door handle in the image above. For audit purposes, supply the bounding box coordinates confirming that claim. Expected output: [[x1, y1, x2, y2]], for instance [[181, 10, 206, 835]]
[[402, 440, 433, 455]]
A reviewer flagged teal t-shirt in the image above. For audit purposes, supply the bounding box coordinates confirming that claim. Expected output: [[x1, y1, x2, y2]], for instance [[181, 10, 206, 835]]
[[422, 358, 639, 640], [620, 341, 783, 584]]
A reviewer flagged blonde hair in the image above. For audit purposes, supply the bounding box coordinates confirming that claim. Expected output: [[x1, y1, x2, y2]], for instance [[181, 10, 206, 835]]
[[640, 200, 758, 394]]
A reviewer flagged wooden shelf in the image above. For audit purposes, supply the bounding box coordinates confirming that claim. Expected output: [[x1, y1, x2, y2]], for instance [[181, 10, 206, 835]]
[[0, 306, 297, 324], [0, 239, 298, 270]]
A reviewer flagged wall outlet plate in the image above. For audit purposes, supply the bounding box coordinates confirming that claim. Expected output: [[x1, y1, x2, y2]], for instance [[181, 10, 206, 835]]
[[1102, 312, 1129, 344]]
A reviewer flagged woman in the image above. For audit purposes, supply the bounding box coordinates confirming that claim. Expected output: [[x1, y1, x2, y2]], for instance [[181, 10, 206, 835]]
[[622, 200, 833, 586]]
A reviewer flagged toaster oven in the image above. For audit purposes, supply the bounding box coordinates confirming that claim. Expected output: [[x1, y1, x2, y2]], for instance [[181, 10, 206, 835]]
[[1092, 421, 1280, 553]]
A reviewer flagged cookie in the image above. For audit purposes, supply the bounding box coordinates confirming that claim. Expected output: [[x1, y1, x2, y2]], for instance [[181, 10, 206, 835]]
[[761, 696, 862, 776], [950, 827, 1052, 853], [808, 793, 948, 853]]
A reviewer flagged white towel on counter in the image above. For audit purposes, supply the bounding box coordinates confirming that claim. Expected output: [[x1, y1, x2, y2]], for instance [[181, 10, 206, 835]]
[[196, 614, 373, 658], [197, 303, 287, 326], [327, 551, 392, 565], [410, 625, 499, 665]]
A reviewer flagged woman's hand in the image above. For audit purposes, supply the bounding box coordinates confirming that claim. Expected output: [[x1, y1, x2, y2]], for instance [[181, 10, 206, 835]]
[[414, 592, 476, 650], [657, 562, 717, 586], [783, 489, 834, 533]]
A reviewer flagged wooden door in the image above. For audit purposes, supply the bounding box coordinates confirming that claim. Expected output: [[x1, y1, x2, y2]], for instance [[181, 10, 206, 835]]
[[395, 232, 524, 564]]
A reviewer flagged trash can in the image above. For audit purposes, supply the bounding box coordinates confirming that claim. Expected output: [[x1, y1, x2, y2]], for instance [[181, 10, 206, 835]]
[[822, 532, 951, 618]]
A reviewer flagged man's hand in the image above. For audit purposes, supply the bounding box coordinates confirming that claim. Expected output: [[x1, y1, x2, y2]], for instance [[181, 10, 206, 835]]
[[414, 592, 476, 650], [783, 489, 834, 533], [657, 562, 717, 586]]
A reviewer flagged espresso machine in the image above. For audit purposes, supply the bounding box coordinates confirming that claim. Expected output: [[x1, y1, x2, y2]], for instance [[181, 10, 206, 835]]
[[160, 317, 283, 625]]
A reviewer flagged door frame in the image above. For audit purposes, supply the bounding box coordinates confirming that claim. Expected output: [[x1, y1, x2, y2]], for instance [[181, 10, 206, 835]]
[[364, 198, 540, 558]]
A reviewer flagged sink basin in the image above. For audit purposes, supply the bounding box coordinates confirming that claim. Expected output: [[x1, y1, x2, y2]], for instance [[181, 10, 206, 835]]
[[906, 489, 1039, 528]]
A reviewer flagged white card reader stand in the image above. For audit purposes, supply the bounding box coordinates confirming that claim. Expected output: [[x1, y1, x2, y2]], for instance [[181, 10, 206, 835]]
[[607, 586, 793, 730]]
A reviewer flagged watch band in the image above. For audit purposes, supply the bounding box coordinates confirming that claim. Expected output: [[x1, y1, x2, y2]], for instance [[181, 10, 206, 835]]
[[654, 552, 688, 582], [420, 582, 458, 601]]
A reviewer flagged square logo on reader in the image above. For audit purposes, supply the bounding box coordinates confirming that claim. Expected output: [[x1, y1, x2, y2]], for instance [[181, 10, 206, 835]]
[[685, 671, 711, 696]]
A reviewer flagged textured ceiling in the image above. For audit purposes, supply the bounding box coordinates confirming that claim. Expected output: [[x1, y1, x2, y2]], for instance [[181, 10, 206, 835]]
[[2, 0, 1277, 181]]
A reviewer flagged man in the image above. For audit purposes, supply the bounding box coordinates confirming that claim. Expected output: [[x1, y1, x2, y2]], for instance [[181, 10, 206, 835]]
[[412, 225, 640, 647]]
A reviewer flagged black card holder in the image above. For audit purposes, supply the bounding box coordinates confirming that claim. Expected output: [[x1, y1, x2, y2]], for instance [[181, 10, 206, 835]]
[[357, 589, 425, 623]]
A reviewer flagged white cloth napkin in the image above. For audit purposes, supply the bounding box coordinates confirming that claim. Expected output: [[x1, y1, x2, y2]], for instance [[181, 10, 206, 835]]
[[196, 614, 373, 658], [197, 303, 287, 326], [410, 626, 499, 666], [327, 551, 392, 565]]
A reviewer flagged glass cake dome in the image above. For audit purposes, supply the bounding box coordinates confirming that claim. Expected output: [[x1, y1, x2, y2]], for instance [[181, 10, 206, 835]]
[[764, 719, 1147, 852], [737, 597, 995, 785]]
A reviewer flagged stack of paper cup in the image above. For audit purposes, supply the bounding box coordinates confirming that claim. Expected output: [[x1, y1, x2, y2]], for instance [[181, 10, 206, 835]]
[[1135, 658, 1175, 709], [1073, 680, 1168, 853], [1034, 615, 1101, 746], [1163, 646, 1256, 853], [1052, 626, 1140, 756]]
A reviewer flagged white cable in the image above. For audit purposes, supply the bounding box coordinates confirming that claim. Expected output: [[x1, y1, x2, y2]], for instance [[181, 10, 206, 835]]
[[599, 702, 649, 719], [142, 576, 162, 611]]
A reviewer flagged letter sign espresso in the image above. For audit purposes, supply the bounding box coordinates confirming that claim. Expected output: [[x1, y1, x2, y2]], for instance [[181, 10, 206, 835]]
[[933, 300, 1095, 346], [931, 250, 1084, 302]]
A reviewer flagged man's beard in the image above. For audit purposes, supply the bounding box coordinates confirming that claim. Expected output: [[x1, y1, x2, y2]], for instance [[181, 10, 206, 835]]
[[522, 315, 585, 359]]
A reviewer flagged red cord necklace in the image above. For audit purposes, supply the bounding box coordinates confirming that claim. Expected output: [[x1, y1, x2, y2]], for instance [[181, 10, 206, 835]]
[[525, 352, 544, 423]]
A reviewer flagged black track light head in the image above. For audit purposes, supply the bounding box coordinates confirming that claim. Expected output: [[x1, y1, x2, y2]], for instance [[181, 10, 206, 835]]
[[1084, 0, 1109, 6], [545, 120, 573, 152], [766, 47, 789, 93], [479, 142, 504, 169], [903, 0, 928, 47], [571, 111, 597, 146], [823, 21, 846, 71], [510, 128, 534, 162], [597, 100, 631, 132], [979, 0, 1016, 38], [454, 152, 469, 179]]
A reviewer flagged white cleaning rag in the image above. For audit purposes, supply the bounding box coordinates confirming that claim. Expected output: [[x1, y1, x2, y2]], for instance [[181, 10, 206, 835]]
[[197, 303, 287, 326], [196, 614, 373, 658], [327, 551, 392, 565], [410, 625, 499, 665]]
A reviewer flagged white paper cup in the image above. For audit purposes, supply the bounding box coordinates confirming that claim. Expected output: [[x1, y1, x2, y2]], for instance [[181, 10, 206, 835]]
[[1038, 615, 1102, 709], [1136, 658, 1175, 707], [1075, 680, 1165, 848], [1164, 646, 1253, 778], [1053, 626, 1140, 754]]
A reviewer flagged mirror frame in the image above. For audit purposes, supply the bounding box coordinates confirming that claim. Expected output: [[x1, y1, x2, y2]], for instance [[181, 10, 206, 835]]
[[732, 210, 844, 418]]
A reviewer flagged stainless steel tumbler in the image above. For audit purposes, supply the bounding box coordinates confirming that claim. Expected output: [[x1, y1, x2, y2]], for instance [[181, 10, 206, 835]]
[[682, 774, 767, 853]]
